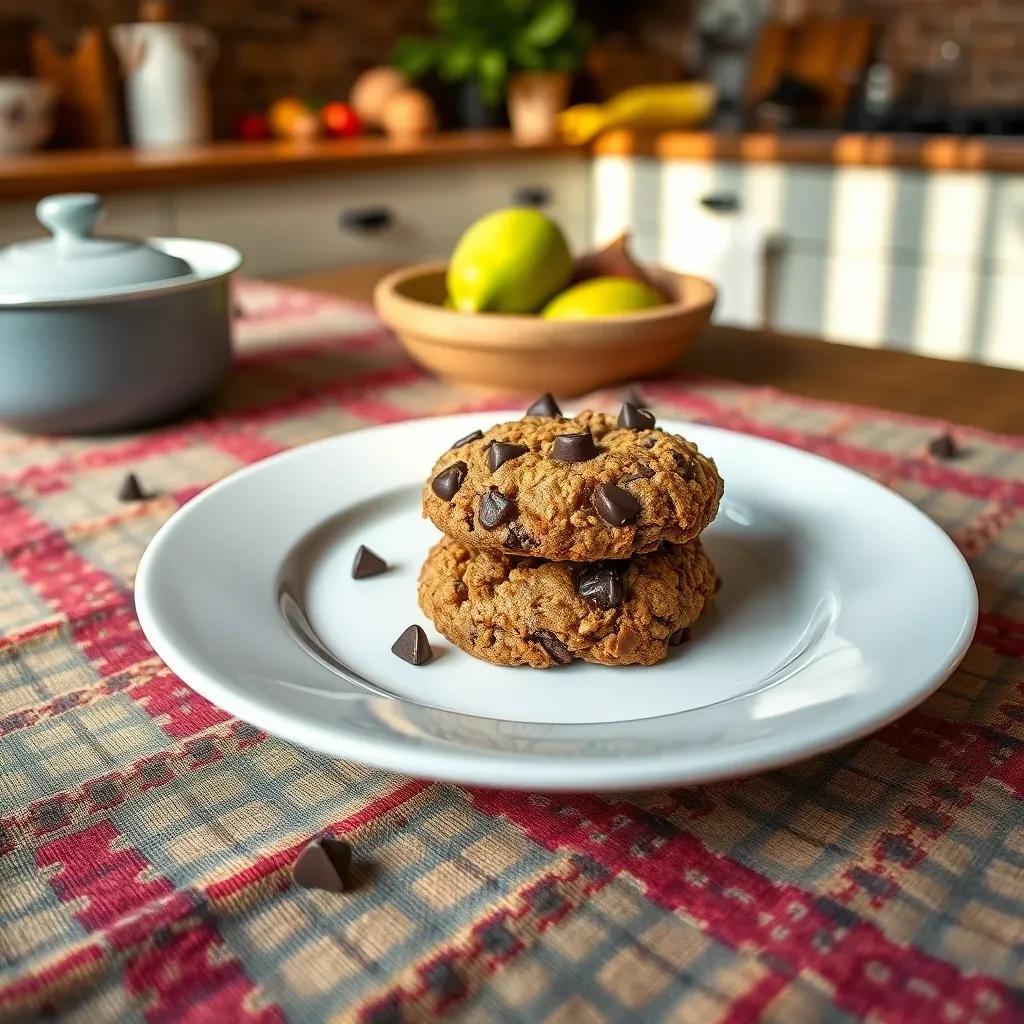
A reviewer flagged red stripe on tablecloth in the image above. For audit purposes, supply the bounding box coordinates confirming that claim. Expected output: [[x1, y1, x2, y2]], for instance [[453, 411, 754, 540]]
[[653, 389, 1024, 508], [36, 820, 283, 1024], [976, 612, 1024, 659], [716, 972, 791, 1024], [235, 326, 397, 363], [0, 943, 104, 1009], [468, 789, 1023, 1023]]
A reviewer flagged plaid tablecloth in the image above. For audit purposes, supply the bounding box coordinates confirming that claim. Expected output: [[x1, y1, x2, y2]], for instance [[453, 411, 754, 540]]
[[1, 280, 1023, 1024]]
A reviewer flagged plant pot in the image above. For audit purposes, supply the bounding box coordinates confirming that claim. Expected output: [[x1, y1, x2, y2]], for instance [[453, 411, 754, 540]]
[[507, 71, 570, 144], [456, 79, 505, 129]]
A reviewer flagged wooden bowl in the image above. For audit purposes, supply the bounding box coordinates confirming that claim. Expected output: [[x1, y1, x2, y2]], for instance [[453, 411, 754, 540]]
[[374, 261, 717, 396]]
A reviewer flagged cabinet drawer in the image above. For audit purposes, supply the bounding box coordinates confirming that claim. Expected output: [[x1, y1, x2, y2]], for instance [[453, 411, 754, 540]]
[[172, 158, 589, 278]]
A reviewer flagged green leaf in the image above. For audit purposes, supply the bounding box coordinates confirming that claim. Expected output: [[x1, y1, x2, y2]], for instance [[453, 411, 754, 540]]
[[521, 0, 574, 47], [440, 39, 476, 81], [478, 48, 508, 106], [393, 36, 440, 78]]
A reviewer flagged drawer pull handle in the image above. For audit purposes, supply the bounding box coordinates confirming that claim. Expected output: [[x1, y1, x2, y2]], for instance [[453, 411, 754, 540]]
[[339, 206, 393, 232], [700, 193, 740, 213], [513, 186, 551, 208]]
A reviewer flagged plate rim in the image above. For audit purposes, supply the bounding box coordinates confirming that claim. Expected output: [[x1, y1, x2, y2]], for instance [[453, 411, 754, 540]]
[[135, 412, 978, 790]]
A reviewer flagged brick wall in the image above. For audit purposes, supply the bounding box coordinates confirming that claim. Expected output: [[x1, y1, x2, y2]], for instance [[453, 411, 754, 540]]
[[782, 0, 1024, 108]]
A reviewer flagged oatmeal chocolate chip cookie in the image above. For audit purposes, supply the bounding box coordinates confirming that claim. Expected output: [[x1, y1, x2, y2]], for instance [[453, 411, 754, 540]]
[[418, 536, 716, 668], [422, 409, 723, 562]]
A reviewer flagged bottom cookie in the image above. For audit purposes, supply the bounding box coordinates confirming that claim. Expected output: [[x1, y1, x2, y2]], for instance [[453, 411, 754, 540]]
[[418, 536, 716, 669]]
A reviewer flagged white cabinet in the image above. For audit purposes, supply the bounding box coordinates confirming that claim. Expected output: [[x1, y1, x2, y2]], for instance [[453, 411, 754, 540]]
[[593, 154, 1024, 370], [171, 158, 589, 277]]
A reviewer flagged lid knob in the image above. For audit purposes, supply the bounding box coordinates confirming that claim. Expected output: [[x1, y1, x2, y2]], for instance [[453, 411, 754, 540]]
[[36, 193, 102, 248]]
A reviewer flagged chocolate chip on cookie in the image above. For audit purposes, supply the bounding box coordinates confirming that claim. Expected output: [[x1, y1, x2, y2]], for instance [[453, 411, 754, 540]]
[[528, 629, 574, 666], [592, 482, 641, 526], [617, 403, 656, 431], [450, 429, 483, 450], [668, 627, 691, 646], [620, 465, 654, 485], [504, 522, 535, 550], [525, 393, 561, 417], [488, 441, 529, 473], [432, 461, 467, 500], [479, 487, 516, 530], [552, 432, 599, 463], [577, 566, 623, 609], [672, 451, 696, 481]]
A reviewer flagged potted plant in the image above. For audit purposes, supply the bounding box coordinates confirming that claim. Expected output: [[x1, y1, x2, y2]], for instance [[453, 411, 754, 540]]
[[394, 0, 589, 140]]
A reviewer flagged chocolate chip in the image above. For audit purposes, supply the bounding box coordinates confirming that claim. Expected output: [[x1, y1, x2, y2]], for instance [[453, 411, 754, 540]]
[[525, 392, 561, 417], [552, 432, 599, 463], [639, 437, 658, 449], [488, 441, 529, 473], [504, 522, 534, 550], [351, 545, 387, 579], [293, 836, 352, 893], [118, 472, 154, 502], [668, 627, 691, 646], [577, 566, 623, 609], [592, 483, 641, 526], [454, 580, 468, 603], [479, 487, 516, 530], [618, 403, 656, 431], [928, 433, 959, 459], [450, 429, 483, 450], [672, 451, 696, 481], [528, 629, 573, 665], [392, 624, 433, 665], [620, 465, 654, 485], [431, 461, 467, 501]]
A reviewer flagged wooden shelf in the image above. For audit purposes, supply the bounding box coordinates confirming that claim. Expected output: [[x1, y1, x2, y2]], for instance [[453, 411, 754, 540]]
[[0, 131, 582, 200], [593, 129, 1024, 173]]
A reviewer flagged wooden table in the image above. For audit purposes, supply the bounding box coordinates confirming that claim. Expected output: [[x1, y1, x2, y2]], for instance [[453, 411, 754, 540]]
[[286, 264, 1024, 436]]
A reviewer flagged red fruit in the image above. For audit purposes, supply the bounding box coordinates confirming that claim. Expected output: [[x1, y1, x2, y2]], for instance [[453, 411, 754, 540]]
[[322, 101, 362, 138], [237, 111, 270, 141]]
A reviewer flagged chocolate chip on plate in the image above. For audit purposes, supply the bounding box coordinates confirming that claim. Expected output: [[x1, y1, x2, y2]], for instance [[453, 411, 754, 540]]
[[488, 441, 529, 473], [450, 429, 483, 450], [551, 432, 599, 463], [577, 566, 623, 609], [525, 392, 562, 417], [392, 624, 433, 665], [617, 402, 656, 431], [668, 627, 691, 647], [118, 472, 153, 502], [479, 486, 516, 530], [592, 482, 641, 526], [293, 836, 352, 893], [351, 545, 387, 579], [928, 432, 959, 460], [431, 461, 467, 500], [528, 629, 573, 665]]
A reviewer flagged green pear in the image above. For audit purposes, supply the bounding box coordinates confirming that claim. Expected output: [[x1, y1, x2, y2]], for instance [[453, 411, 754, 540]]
[[542, 276, 665, 319], [447, 208, 572, 314]]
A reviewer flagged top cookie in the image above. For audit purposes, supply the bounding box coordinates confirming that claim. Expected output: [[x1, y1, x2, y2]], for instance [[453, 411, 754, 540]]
[[422, 400, 723, 562]]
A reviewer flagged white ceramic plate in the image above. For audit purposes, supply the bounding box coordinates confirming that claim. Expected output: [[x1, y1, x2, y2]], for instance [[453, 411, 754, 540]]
[[136, 413, 977, 791]]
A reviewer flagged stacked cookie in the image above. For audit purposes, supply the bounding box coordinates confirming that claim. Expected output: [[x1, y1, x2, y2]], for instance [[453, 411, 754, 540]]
[[418, 396, 724, 668]]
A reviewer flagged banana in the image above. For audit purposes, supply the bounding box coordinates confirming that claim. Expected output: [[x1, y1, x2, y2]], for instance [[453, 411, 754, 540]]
[[558, 83, 717, 144]]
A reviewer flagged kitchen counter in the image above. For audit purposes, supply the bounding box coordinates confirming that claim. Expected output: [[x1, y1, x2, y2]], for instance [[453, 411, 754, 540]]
[[593, 128, 1024, 173], [4, 127, 1024, 201], [286, 262, 1024, 435], [0, 131, 581, 200]]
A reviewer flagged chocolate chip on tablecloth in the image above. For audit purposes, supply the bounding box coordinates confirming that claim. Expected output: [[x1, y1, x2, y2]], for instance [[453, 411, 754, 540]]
[[592, 482, 641, 526], [431, 461, 467, 500], [293, 836, 352, 893], [488, 441, 529, 473], [525, 393, 561, 417], [351, 545, 387, 579], [928, 433, 959, 460], [392, 624, 433, 665], [118, 473, 154, 502], [551, 432, 598, 463]]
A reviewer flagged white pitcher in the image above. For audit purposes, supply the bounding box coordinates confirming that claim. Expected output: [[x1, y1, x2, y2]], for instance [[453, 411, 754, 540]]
[[111, 22, 216, 149]]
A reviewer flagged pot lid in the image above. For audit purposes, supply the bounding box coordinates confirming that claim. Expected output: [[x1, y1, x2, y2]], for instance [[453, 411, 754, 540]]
[[0, 192, 192, 299]]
